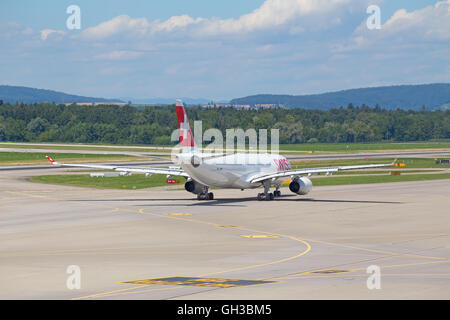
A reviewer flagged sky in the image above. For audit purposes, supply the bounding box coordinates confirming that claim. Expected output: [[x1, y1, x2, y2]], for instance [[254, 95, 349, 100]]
[[0, 0, 449, 101]]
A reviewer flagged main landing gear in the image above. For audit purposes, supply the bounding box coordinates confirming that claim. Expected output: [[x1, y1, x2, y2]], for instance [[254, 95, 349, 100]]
[[257, 182, 281, 201], [257, 192, 274, 201], [197, 192, 214, 200], [197, 186, 214, 200]]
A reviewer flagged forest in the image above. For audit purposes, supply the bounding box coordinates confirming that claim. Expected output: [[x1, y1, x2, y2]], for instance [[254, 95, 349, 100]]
[[230, 83, 450, 110], [0, 102, 449, 145]]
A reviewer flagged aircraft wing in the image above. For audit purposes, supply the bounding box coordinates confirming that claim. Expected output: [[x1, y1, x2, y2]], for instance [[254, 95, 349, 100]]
[[249, 159, 397, 183], [45, 156, 189, 177], [122, 153, 173, 161]]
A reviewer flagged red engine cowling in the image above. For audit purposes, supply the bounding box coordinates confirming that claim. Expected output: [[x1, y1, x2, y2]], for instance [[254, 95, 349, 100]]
[[289, 177, 312, 195]]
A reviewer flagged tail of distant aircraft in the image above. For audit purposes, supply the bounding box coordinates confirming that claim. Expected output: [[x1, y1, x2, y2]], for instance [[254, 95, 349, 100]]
[[45, 155, 58, 165], [176, 99, 197, 153]]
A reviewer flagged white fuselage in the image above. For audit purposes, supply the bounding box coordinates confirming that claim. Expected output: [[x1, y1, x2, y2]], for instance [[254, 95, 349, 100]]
[[177, 153, 291, 189]]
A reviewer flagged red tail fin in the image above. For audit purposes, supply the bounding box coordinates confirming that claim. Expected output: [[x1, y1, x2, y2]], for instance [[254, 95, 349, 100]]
[[45, 155, 58, 165], [176, 100, 196, 149]]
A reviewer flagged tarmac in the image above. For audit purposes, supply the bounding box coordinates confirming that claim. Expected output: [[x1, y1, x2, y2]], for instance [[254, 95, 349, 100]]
[[0, 167, 449, 299]]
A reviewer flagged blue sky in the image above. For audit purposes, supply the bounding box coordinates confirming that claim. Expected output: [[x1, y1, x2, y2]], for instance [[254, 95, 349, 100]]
[[0, 0, 438, 29], [0, 1, 266, 31], [0, 0, 448, 100]]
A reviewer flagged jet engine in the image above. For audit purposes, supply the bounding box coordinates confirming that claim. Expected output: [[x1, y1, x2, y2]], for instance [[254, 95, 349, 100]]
[[289, 177, 313, 195], [184, 179, 205, 194]]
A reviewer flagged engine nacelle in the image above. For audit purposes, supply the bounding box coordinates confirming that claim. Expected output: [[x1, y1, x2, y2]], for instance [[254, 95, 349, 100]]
[[289, 177, 313, 195], [184, 179, 205, 194]]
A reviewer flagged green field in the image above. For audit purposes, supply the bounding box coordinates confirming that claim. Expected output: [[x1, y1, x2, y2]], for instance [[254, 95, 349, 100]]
[[30, 168, 450, 191], [308, 173, 450, 186], [291, 158, 450, 169], [30, 174, 186, 190], [0, 143, 170, 153], [318, 169, 440, 175], [28, 156, 450, 190], [30, 172, 450, 190], [5, 152, 447, 169], [279, 141, 450, 152], [2, 140, 450, 154], [0, 152, 144, 165]]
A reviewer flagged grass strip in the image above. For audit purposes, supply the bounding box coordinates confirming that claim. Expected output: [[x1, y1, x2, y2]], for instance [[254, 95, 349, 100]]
[[30, 174, 185, 190]]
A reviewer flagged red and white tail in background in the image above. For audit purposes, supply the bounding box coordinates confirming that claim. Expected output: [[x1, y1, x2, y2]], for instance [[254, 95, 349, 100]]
[[176, 99, 197, 153], [46, 155, 59, 165]]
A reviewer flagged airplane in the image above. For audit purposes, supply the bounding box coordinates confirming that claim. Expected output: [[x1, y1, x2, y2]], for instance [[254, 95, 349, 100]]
[[46, 100, 397, 201]]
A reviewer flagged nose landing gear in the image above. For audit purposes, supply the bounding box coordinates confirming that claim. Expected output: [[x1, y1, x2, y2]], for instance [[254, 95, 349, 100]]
[[197, 186, 214, 200]]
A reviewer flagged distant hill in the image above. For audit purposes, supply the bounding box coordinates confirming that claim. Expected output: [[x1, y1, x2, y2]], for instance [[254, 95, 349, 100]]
[[0, 85, 123, 104], [120, 97, 215, 105], [230, 84, 450, 110]]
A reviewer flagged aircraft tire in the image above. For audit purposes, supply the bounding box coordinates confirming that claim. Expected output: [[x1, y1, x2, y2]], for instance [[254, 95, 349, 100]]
[[197, 193, 205, 200]]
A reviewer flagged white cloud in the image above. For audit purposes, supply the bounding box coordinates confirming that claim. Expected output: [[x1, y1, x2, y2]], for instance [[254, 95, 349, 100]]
[[79, 15, 150, 40], [0, 22, 33, 39], [40, 29, 66, 40], [196, 0, 352, 35], [340, 0, 450, 52], [79, 0, 377, 41], [153, 15, 204, 32], [22, 27, 33, 35], [2, 0, 447, 99], [383, 0, 450, 41], [94, 50, 144, 60]]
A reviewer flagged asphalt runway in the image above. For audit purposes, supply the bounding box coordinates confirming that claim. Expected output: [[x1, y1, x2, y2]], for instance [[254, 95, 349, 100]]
[[1, 167, 449, 299]]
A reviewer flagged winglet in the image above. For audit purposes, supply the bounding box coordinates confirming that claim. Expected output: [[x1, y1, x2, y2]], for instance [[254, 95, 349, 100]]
[[45, 155, 58, 165], [392, 158, 398, 166]]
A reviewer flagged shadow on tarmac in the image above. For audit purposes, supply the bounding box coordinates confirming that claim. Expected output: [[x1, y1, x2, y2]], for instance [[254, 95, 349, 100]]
[[72, 194, 402, 207]]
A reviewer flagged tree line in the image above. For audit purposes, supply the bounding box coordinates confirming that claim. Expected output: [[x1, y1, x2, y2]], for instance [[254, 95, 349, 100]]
[[0, 102, 449, 145]]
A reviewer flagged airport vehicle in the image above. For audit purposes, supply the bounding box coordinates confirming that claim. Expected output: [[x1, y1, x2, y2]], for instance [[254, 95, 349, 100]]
[[46, 100, 397, 201]]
